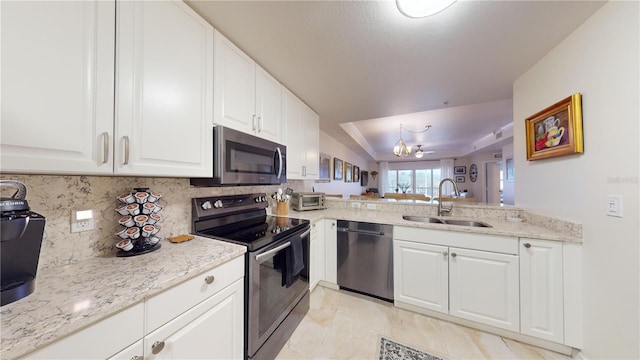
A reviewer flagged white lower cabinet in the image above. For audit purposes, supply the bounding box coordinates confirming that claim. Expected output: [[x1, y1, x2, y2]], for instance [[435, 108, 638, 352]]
[[310, 220, 325, 291], [144, 279, 244, 360], [519, 238, 564, 343], [394, 241, 449, 314], [108, 339, 143, 360], [448, 247, 519, 332], [323, 219, 338, 286]]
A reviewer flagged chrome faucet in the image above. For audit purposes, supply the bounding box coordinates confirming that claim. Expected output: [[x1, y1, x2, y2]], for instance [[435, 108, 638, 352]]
[[437, 178, 460, 216]]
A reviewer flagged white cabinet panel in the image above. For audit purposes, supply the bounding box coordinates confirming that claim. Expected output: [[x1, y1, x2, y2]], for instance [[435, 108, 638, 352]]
[[283, 88, 319, 180], [255, 66, 283, 143], [144, 279, 244, 360], [310, 220, 325, 291], [1, 1, 115, 174], [449, 247, 519, 332], [116, 0, 213, 176], [520, 239, 564, 343], [324, 219, 338, 285], [108, 339, 144, 360], [394, 240, 449, 313]]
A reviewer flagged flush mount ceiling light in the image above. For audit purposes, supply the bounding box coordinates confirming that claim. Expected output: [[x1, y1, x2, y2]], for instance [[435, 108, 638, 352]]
[[396, 0, 457, 18], [393, 124, 432, 158]]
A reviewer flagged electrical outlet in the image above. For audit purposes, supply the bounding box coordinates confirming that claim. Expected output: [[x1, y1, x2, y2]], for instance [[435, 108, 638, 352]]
[[71, 209, 95, 233], [606, 195, 623, 218], [366, 203, 377, 210], [351, 202, 361, 209]]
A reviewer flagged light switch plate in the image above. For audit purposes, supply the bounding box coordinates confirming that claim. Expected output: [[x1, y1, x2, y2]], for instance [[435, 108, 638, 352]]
[[351, 202, 361, 209], [606, 195, 623, 218], [71, 209, 95, 233]]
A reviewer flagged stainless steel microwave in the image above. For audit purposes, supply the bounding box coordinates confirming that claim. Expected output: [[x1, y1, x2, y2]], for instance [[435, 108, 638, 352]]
[[291, 192, 326, 211], [190, 126, 286, 186]]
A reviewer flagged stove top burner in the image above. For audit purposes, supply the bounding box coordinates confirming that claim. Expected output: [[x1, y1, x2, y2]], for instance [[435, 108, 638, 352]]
[[196, 214, 309, 251]]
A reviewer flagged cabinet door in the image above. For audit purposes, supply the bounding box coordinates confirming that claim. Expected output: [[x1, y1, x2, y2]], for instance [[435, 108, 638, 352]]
[[282, 89, 305, 179], [303, 106, 320, 179], [213, 30, 256, 135], [116, 0, 213, 177], [309, 233, 319, 291], [1, 1, 115, 174], [255, 66, 283, 143], [144, 279, 244, 360], [394, 240, 449, 314], [324, 219, 338, 285], [520, 239, 564, 343], [449, 247, 519, 332]]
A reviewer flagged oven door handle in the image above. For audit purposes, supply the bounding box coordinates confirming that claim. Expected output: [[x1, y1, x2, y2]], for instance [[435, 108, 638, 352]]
[[299, 229, 311, 239], [255, 241, 291, 263]]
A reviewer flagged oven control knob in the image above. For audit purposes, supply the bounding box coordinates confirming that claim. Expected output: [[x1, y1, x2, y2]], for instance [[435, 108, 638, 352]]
[[201, 201, 212, 210], [213, 200, 223, 208], [255, 197, 261, 203], [261, 196, 267, 202]]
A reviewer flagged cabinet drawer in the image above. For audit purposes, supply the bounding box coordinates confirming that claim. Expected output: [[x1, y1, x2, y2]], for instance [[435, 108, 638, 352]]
[[25, 302, 144, 359], [394, 226, 518, 254], [146, 256, 244, 332]]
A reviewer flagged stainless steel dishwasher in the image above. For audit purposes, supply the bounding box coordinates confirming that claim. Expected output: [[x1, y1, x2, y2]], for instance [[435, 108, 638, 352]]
[[337, 220, 394, 302]]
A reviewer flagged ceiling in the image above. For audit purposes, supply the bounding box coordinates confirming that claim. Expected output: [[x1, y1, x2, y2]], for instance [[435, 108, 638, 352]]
[[186, 0, 605, 162]]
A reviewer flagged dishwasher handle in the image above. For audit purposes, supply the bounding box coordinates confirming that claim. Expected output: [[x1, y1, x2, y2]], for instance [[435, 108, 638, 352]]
[[337, 227, 386, 237]]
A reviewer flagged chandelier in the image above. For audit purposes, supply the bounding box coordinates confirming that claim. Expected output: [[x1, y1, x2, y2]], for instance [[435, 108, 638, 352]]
[[393, 124, 432, 158]]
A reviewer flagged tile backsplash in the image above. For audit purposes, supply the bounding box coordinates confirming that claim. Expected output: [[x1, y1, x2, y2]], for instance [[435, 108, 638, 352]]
[[0, 174, 304, 269]]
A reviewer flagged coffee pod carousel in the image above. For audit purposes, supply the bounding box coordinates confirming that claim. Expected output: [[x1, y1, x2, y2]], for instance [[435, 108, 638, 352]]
[[114, 187, 162, 257]]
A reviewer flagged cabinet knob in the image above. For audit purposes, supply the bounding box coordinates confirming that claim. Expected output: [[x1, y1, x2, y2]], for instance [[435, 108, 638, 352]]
[[451, 253, 457, 258], [205, 275, 215, 284], [524, 243, 532, 248], [151, 340, 165, 354], [442, 251, 448, 256]]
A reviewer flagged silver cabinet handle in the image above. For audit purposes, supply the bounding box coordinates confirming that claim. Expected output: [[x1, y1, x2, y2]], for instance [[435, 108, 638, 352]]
[[524, 243, 532, 248], [123, 136, 130, 165], [102, 132, 109, 164], [151, 340, 165, 354], [205, 275, 215, 284], [443, 251, 448, 256], [252, 114, 257, 130], [258, 116, 263, 132], [451, 253, 457, 257], [131, 356, 143, 360]]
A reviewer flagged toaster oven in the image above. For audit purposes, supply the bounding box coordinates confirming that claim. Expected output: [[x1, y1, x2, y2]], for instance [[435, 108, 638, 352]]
[[291, 192, 326, 211]]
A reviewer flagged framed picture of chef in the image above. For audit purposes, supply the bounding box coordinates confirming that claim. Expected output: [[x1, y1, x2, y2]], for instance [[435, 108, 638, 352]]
[[525, 93, 584, 161]]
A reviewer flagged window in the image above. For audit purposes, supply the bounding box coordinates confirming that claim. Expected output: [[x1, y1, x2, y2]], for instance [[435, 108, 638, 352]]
[[387, 168, 441, 198]]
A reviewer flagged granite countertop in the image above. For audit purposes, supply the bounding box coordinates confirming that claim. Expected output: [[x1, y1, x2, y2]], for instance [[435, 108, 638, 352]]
[[282, 207, 582, 243], [0, 236, 246, 360]]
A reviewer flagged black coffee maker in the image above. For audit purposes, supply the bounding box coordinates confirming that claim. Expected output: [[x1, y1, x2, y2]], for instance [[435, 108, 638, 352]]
[[1, 180, 46, 306]]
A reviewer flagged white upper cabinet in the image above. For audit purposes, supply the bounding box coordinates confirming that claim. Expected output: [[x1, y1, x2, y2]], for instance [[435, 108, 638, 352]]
[[283, 88, 319, 180], [1, 1, 116, 174], [115, 0, 213, 177], [1, 0, 213, 177], [214, 31, 282, 143]]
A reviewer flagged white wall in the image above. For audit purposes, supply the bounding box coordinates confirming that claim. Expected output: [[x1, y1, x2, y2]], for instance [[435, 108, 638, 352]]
[[308, 130, 370, 197], [513, 2, 639, 358]]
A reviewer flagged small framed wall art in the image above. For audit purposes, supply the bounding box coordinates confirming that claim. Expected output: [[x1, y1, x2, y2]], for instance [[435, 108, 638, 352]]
[[455, 176, 465, 183], [525, 93, 583, 161], [318, 153, 331, 181], [333, 158, 344, 180], [345, 162, 353, 182], [454, 166, 466, 174], [353, 165, 360, 183]]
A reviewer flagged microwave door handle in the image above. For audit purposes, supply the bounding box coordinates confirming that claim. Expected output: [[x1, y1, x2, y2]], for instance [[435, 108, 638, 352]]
[[275, 147, 283, 179]]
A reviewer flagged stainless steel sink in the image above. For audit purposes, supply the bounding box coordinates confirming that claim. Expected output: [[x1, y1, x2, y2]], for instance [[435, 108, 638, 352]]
[[402, 215, 444, 224], [442, 219, 491, 228], [402, 215, 492, 228]]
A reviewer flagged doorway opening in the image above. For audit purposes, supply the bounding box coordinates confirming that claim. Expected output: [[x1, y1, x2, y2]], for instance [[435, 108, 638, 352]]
[[484, 161, 503, 204]]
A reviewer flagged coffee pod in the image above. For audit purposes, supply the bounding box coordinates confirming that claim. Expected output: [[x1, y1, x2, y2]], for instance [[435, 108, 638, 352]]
[[134, 192, 149, 204], [118, 192, 135, 204], [151, 224, 161, 235], [118, 215, 135, 228], [148, 236, 160, 245], [126, 227, 140, 239], [134, 215, 148, 227], [148, 191, 162, 202], [147, 213, 161, 225], [126, 203, 141, 216], [141, 225, 155, 238], [142, 203, 156, 214], [116, 239, 134, 251], [152, 204, 163, 213], [115, 227, 128, 239], [116, 205, 129, 216]]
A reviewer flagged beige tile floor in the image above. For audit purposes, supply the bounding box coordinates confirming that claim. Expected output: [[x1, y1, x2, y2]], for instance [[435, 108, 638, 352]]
[[276, 286, 573, 360]]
